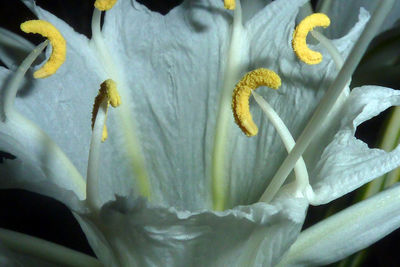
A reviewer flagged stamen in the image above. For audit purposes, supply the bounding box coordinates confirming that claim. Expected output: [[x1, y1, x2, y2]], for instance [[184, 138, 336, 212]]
[[91, 4, 152, 199], [292, 13, 330, 65], [2, 41, 48, 120], [212, 0, 243, 211], [94, 0, 117, 11], [252, 91, 313, 199], [232, 68, 281, 136], [311, 31, 344, 70], [224, 0, 235, 10], [91, 79, 121, 142], [259, 0, 396, 204], [87, 79, 120, 212], [20, 20, 66, 78]]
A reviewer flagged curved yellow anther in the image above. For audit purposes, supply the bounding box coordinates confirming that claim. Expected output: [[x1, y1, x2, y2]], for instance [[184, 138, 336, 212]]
[[94, 0, 117, 11], [232, 68, 281, 137], [224, 0, 235, 10], [92, 79, 121, 142], [20, 20, 66, 79], [292, 13, 330, 65]]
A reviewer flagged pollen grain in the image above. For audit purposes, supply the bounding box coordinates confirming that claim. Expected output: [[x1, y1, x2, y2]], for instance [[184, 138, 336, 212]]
[[92, 79, 121, 142], [20, 20, 66, 78], [224, 0, 235, 10], [292, 13, 330, 65], [232, 68, 281, 137], [94, 0, 117, 11]]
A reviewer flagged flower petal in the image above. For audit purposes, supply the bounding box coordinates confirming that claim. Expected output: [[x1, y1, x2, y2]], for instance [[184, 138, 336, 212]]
[[310, 86, 400, 204], [279, 184, 400, 266], [75, 194, 308, 267], [0, 112, 86, 211], [240, 0, 272, 24], [323, 1, 400, 38], [227, 1, 368, 206], [11, 1, 124, 205], [101, 0, 234, 209]]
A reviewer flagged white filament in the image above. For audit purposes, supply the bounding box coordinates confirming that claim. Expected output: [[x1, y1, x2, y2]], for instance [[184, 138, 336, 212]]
[[253, 91, 313, 198], [86, 99, 108, 212], [311, 30, 344, 70]]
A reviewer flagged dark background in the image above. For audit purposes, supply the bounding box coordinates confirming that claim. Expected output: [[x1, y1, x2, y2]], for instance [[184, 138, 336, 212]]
[[0, 0, 399, 266]]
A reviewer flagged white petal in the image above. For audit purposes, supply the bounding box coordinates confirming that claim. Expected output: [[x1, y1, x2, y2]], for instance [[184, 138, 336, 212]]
[[227, 1, 368, 206], [240, 0, 272, 24], [0, 118, 86, 211], [323, 1, 400, 38], [75, 194, 308, 267], [311, 86, 400, 204], [12, 1, 123, 205], [17, 0, 105, 177], [279, 184, 400, 266], [101, 0, 234, 209]]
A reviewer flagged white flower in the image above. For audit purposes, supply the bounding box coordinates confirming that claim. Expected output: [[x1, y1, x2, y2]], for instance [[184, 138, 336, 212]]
[[0, 0, 400, 266]]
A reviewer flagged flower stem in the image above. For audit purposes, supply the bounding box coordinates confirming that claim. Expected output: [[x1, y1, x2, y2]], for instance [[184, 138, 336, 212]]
[[91, 9, 151, 199], [259, 0, 396, 203], [0, 228, 102, 267], [212, 2, 243, 211]]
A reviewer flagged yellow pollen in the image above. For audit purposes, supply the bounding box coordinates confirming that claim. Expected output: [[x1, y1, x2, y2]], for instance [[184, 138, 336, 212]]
[[292, 13, 330, 65], [224, 0, 235, 10], [232, 68, 281, 137], [92, 79, 121, 142], [94, 0, 117, 11], [20, 20, 66, 79]]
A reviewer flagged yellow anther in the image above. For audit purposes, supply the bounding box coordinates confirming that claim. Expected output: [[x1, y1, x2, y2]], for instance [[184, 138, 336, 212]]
[[92, 79, 121, 142], [224, 0, 235, 10], [292, 13, 330, 65], [20, 20, 66, 79], [232, 68, 281, 137], [94, 0, 117, 11]]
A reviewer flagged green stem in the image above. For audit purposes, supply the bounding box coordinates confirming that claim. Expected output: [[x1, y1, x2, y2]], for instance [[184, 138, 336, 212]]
[[259, 0, 396, 203], [211, 2, 244, 211], [278, 183, 400, 266], [345, 108, 400, 267], [0, 228, 102, 267]]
